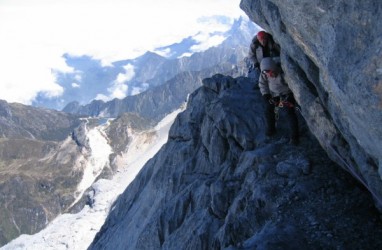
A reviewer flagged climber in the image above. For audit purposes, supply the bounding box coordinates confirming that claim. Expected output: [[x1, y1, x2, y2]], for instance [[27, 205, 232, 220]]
[[258, 57, 299, 145], [246, 31, 280, 78]]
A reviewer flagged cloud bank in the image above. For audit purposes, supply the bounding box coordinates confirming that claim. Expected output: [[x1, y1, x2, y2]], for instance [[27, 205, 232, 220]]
[[0, 0, 244, 105]]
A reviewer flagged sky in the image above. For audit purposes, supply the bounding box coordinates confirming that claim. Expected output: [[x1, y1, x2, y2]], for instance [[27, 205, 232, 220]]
[[0, 0, 245, 106]]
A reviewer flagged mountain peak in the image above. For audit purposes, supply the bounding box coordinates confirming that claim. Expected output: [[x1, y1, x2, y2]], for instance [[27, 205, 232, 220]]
[[140, 51, 165, 60]]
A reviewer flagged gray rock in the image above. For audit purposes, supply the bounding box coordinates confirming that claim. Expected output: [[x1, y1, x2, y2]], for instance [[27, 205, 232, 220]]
[[240, 0, 382, 207], [0, 100, 12, 118], [90, 75, 382, 250], [276, 156, 310, 178]]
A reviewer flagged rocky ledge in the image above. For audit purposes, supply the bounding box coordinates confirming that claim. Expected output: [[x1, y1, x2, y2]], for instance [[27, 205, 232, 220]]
[[89, 75, 382, 249], [240, 0, 382, 208]]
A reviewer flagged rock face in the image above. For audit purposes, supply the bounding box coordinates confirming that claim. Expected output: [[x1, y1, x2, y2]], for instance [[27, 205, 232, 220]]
[[89, 75, 382, 249], [105, 113, 152, 155], [240, 0, 382, 206]]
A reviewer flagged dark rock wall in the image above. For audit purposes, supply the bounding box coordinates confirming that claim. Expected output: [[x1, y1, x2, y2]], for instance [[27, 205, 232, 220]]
[[89, 75, 382, 249], [240, 0, 382, 206]]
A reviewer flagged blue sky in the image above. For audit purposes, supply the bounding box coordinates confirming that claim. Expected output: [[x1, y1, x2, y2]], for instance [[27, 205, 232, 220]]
[[0, 0, 245, 105]]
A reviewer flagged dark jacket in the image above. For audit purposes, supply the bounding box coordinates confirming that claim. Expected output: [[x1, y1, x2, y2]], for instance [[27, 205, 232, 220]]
[[248, 35, 280, 67]]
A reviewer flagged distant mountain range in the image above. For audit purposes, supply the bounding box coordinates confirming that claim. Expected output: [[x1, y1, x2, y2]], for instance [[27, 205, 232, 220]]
[[62, 17, 259, 122], [2, 1, 382, 248], [32, 17, 259, 112], [0, 16, 259, 246], [0, 100, 84, 245], [0, 99, 160, 246]]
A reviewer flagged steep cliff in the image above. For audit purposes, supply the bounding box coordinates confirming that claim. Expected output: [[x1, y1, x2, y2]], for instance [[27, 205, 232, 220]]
[[240, 0, 382, 207], [90, 75, 382, 249], [87, 1, 382, 248]]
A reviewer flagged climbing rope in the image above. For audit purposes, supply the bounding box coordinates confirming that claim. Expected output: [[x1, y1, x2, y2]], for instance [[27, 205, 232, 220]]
[[273, 95, 295, 120]]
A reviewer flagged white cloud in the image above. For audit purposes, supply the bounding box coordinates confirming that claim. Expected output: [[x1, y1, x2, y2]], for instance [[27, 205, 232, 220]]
[[108, 82, 128, 100], [0, 0, 244, 105], [94, 94, 109, 102], [179, 52, 193, 58], [116, 64, 135, 83], [96, 63, 136, 101], [131, 84, 149, 96], [155, 48, 172, 58], [74, 74, 82, 82], [72, 83, 80, 88], [131, 82, 150, 96], [190, 34, 227, 52]]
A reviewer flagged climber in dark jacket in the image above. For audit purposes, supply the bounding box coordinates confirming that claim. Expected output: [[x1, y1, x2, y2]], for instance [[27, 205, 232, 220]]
[[258, 57, 299, 145], [247, 31, 280, 76]]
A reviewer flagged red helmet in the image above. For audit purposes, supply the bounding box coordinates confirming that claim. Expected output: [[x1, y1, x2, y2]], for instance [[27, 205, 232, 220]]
[[257, 31, 268, 40]]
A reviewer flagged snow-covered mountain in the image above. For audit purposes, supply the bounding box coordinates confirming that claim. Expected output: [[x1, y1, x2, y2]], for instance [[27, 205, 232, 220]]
[[3, 0, 381, 248], [0, 16, 258, 248], [2, 108, 183, 250], [0, 94, 184, 248], [85, 1, 382, 248], [32, 17, 259, 111], [61, 18, 260, 123]]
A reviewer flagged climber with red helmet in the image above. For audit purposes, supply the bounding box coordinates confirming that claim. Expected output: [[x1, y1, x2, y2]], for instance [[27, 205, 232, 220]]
[[246, 31, 280, 77]]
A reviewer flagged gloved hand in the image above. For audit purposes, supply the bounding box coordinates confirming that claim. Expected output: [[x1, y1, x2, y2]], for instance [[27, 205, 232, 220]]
[[263, 94, 274, 104], [263, 94, 271, 101]]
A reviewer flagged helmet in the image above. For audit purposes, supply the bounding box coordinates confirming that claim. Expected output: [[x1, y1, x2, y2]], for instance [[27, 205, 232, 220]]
[[257, 31, 268, 40], [260, 57, 277, 72]]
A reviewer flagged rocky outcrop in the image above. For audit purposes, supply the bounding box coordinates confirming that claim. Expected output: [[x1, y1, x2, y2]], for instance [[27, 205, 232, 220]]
[[89, 75, 382, 249], [105, 113, 152, 155], [240, 0, 382, 207]]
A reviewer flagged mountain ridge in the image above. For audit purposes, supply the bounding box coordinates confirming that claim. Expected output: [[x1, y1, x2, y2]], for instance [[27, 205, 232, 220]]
[[33, 17, 259, 111], [62, 17, 259, 121], [88, 0, 382, 248], [89, 74, 382, 249]]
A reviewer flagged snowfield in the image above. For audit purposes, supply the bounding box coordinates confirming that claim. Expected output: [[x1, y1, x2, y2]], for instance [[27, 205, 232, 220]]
[[2, 108, 183, 250]]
